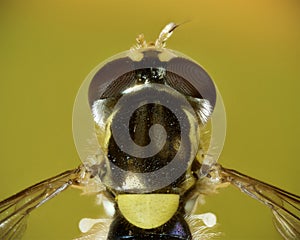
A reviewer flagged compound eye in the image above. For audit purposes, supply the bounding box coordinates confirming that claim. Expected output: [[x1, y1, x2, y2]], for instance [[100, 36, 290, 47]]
[[88, 57, 135, 106], [166, 57, 216, 109]]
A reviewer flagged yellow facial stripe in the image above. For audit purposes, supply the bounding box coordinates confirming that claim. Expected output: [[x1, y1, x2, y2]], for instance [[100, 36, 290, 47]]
[[117, 194, 180, 229]]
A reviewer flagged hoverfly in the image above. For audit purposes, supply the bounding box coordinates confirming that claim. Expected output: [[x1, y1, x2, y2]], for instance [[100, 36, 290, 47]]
[[0, 23, 299, 240]]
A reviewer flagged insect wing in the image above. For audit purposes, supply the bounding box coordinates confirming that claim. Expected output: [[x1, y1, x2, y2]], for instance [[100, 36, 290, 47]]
[[220, 166, 300, 240], [0, 166, 84, 240]]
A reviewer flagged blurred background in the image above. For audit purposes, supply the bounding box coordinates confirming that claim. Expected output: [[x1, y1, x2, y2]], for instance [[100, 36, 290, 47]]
[[0, 0, 299, 239]]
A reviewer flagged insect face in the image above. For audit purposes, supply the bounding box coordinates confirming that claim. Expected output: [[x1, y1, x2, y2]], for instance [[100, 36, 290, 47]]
[[73, 46, 226, 194]]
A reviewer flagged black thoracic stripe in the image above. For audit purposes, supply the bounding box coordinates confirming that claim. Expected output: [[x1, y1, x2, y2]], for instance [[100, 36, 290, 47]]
[[108, 103, 180, 173]]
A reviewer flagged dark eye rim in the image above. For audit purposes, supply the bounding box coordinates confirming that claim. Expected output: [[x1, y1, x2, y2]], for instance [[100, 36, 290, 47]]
[[88, 56, 135, 107], [88, 50, 217, 109], [166, 57, 217, 108]]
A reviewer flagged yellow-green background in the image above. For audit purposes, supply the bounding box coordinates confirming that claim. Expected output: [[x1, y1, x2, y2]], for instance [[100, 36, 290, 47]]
[[0, 0, 299, 239]]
